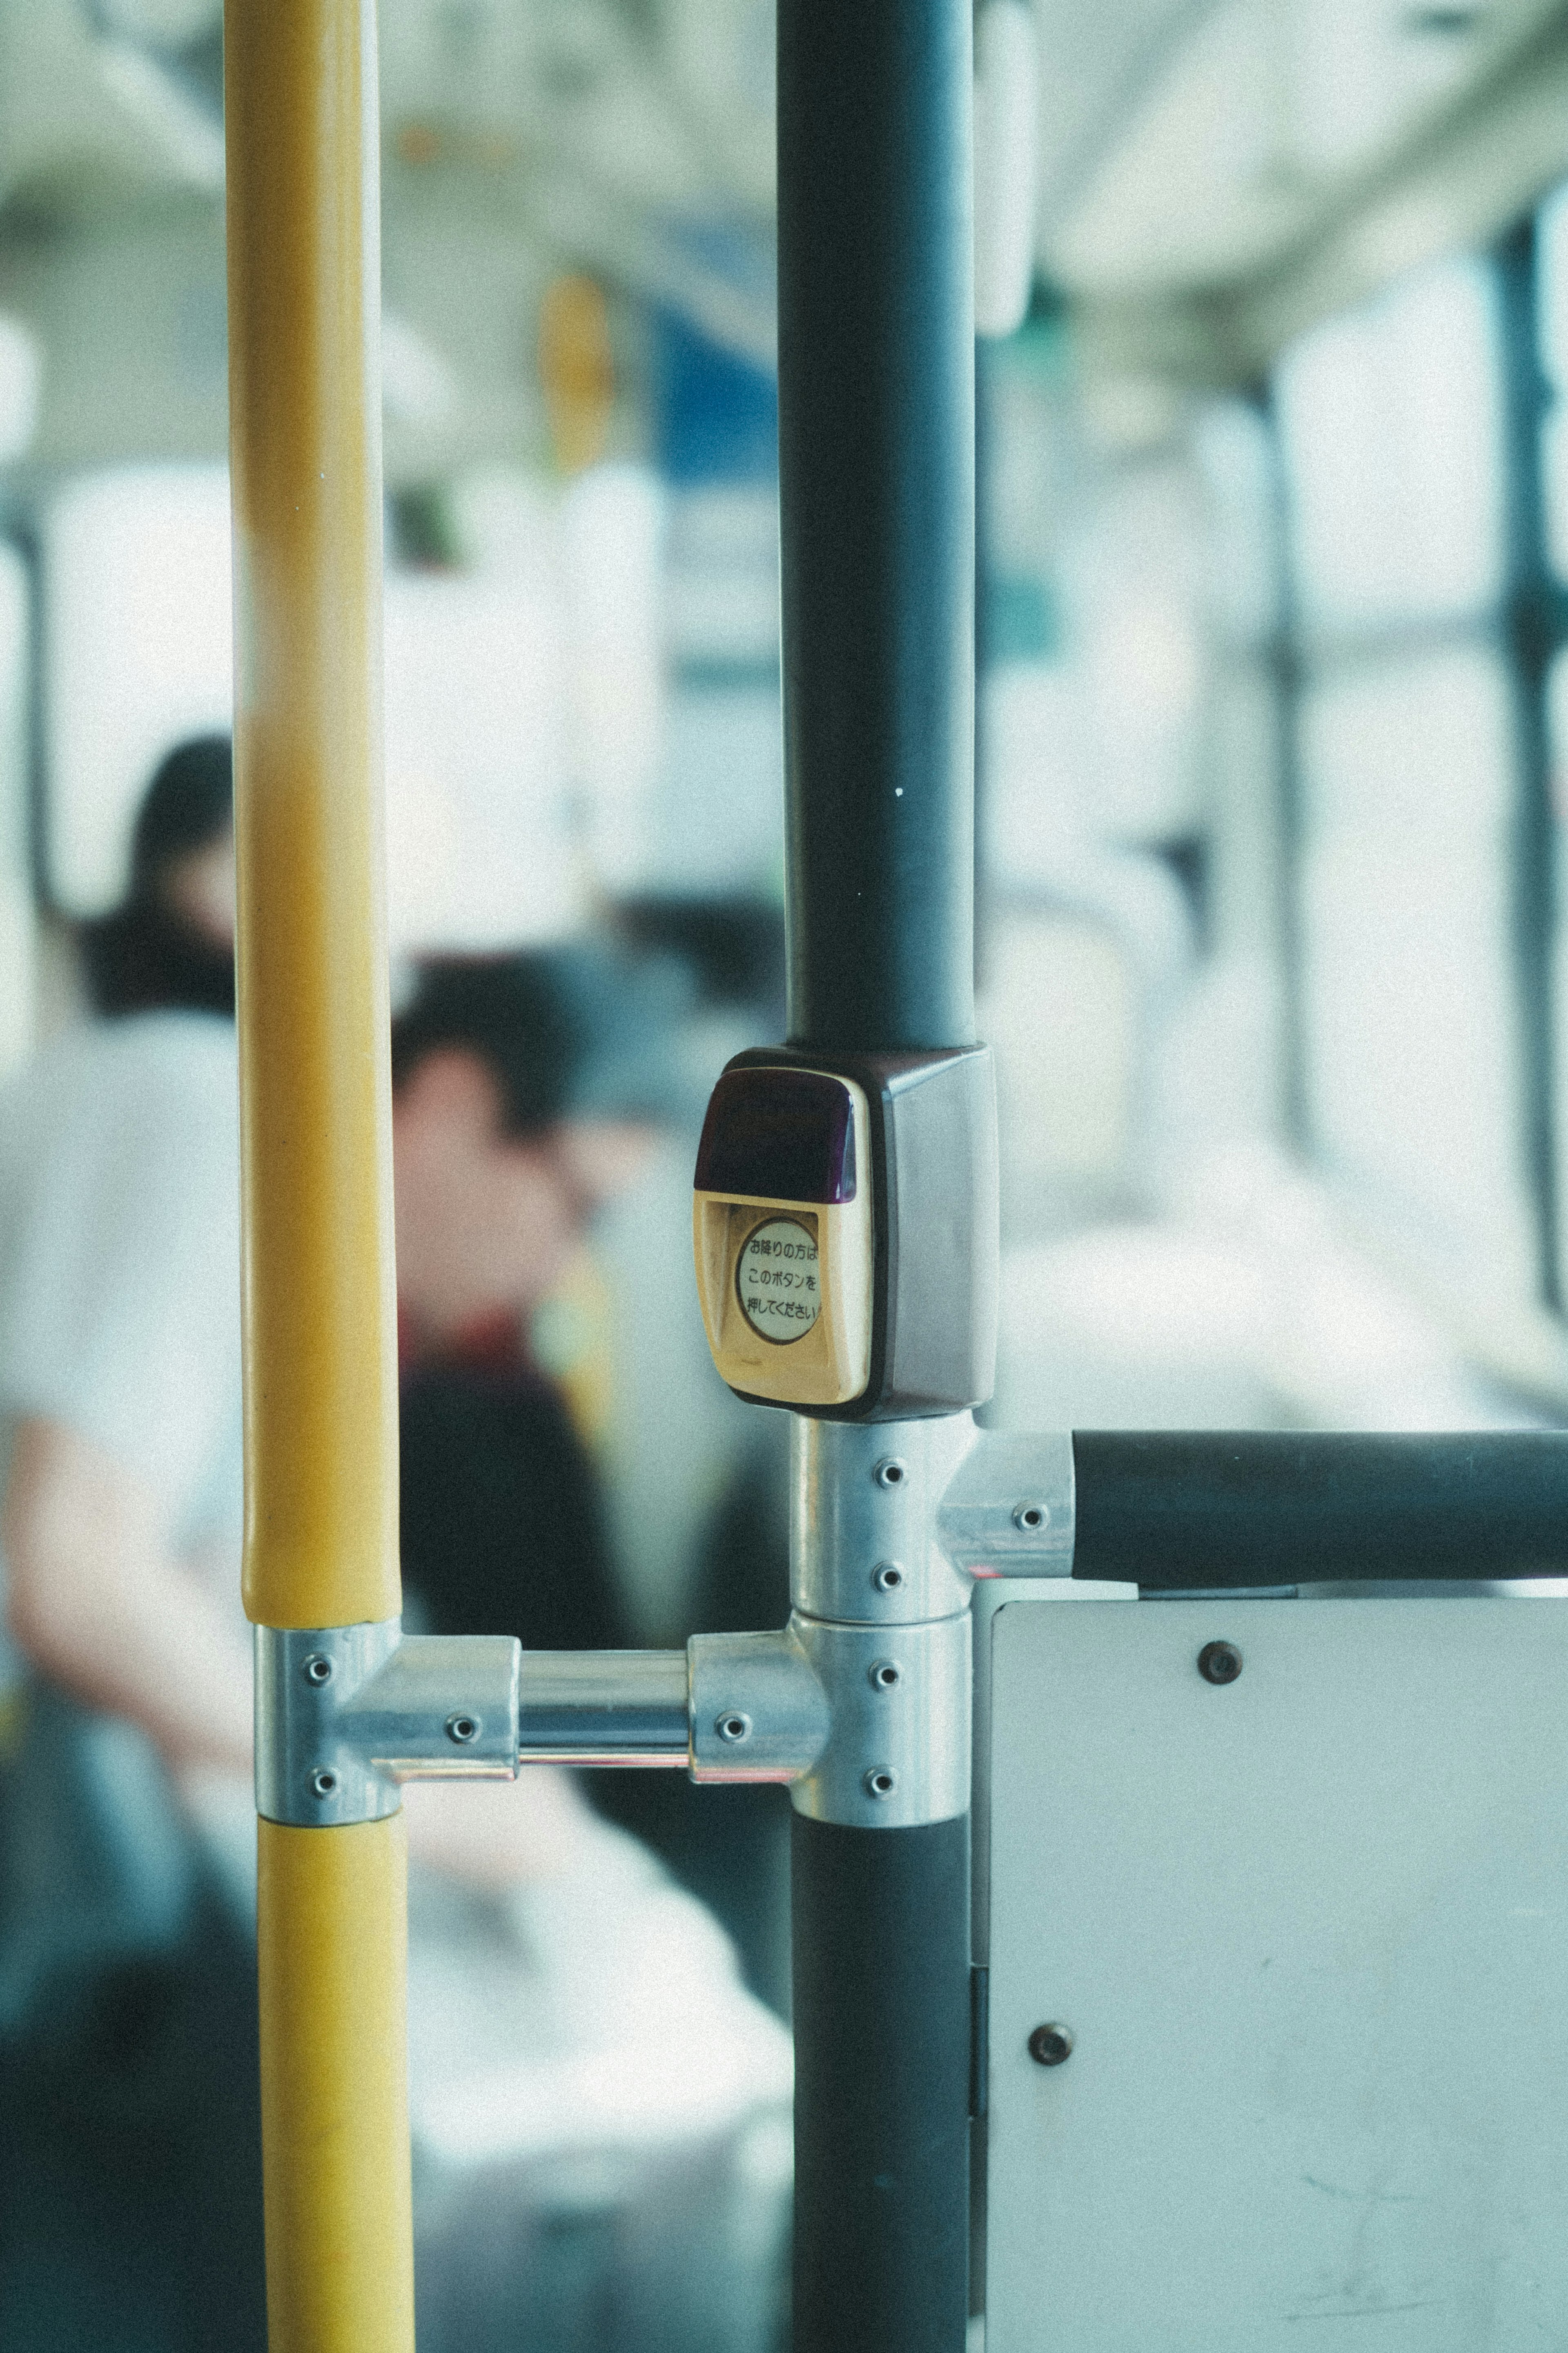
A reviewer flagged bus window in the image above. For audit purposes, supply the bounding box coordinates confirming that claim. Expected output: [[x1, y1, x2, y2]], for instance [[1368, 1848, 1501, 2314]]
[[1274, 253, 1536, 1309], [1276, 258, 1504, 633]]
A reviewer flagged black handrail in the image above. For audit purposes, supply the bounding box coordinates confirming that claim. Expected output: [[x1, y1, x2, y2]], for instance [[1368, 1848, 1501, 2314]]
[[1074, 1430, 1568, 1588], [778, 0, 975, 1056]]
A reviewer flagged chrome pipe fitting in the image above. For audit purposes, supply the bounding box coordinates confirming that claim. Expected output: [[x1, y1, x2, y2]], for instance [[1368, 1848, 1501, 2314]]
[[689, 1626, 831, 1782], [255, 1623, 521, 1827], [254, 1417, 1082, 1836]]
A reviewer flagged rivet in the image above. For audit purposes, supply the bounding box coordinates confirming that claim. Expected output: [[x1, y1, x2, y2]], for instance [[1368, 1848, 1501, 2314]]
[[1028, 2023, 1073, 2067], [446, 1713, 481, 1744], [868, 1659, 900, 1691], [1197, 1641, 1243, 1686], [310, 1768, 339, 1799], [863, 1767, 897, 1799], [873, 1458, 907, 1490], [1012, 1501, 1048, 1532], [716, 1711, 752, 1744], [871, 1562, 904, 1594], [302, 1653, 334, 1686]]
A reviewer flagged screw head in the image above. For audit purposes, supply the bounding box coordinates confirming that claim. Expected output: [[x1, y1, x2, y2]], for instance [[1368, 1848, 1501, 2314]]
[[1028, 2023, 1074, 2068], [868, 1659, 901, 1691], [871, 1562, 904, 1593], [716, 1711, 752, 1744], [446, 1713, 481, 1744], [1198, 1641, 1243, 1686], [1012, 1501, 1048, 1532], [310, 1768, 339, 1799], [862, 1766, 897, 1800], [873, 1457, 907, 1490], [302, 1653, 334, 1686]]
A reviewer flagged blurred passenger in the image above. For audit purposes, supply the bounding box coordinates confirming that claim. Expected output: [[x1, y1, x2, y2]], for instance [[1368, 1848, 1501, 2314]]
[[0, 743, 788, 2353], [0, 736, 265, 2350], [389, 954, 793, 2353], [391, 952, 668, 1655]]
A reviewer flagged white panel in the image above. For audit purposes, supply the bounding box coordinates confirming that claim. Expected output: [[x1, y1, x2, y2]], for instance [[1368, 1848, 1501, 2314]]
[[986, 1596, 1568, 2350]]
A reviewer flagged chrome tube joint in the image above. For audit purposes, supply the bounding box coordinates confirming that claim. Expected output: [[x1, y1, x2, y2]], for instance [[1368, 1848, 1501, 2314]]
[[793, 1416, 1076, 1624], [512, 1425, 1080, 1826], [255, 1621, 522, 1828], [782, 1417, 1078, 1829], [254, 1421, 1081, 1831], [689, 1625, 832, 1783]]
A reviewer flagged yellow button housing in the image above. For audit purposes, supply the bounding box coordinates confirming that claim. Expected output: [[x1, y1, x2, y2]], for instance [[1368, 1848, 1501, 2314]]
[[693, 1075, 873, 1407]]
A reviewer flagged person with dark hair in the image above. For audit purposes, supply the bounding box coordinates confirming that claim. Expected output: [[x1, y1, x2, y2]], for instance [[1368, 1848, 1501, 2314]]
[[391, 951, 677, 1658], [78, 733, 238, 1019]]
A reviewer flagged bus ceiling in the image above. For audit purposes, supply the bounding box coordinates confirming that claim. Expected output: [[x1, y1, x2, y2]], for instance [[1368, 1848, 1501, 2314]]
[[5, 0, 1568, 475]]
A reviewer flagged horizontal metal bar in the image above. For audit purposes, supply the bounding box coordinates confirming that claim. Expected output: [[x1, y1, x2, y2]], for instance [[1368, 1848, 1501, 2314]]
[[517, 1650, 690, 1766], [1072, 1431, 1568, 1589]]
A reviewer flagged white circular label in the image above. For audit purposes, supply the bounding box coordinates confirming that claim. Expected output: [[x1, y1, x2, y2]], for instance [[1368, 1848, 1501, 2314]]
[[737, 1218, 821, 1344]]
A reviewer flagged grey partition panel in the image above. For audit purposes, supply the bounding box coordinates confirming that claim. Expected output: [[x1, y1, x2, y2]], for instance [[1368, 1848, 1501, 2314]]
[[984, 1597, 1568, 2351]]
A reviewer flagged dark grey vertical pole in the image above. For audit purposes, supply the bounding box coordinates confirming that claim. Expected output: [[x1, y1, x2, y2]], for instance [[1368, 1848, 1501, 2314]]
[[778, 0, 976, 1056], [973, 337, 995, 1002], [1256, 381, 1312, 1155], [1497, 220, 1561, 1313], [791, 1816, 972, 2353], [776, 4, 976, 2350]]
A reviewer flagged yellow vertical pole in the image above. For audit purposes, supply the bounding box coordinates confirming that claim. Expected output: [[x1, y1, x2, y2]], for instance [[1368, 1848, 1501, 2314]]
[[225, 3, 414, 2347]]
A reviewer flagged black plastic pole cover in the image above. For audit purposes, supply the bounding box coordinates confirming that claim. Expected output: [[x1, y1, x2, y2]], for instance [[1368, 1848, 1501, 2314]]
[[777, 0, 975, 1055], [792, 1813, 971, 2353], [1073, 1430, 1568, 1588]]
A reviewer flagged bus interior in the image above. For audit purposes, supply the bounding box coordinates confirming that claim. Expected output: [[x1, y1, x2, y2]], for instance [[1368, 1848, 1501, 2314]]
[[5, 3, 1568, 2349]]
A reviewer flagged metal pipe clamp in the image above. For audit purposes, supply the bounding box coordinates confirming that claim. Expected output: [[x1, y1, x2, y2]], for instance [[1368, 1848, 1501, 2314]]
[[255, 1622, 521, 1827]]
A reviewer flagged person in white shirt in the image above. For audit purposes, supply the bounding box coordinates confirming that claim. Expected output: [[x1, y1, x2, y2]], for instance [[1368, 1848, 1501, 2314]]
[[0, 738, 789, 2353]]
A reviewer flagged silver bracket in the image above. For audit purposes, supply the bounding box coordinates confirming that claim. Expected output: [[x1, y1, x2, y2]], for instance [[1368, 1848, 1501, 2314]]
[[935, 1427, 1075, 1578], [788, 1610, 970, 1828], [689, 1614, 967, 1826], [791, 1418, 1075, 1623], [793, 1414, 980, 1625], [778, 1415, 1076, 1827], [689, 1625, 831, 1783], [254, 1621, 521, 1827], [250, 1426, 1077, 1831]]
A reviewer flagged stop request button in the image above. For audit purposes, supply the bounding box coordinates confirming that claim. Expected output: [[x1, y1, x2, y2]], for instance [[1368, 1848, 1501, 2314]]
[[736, 1216, 822, 1343]]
